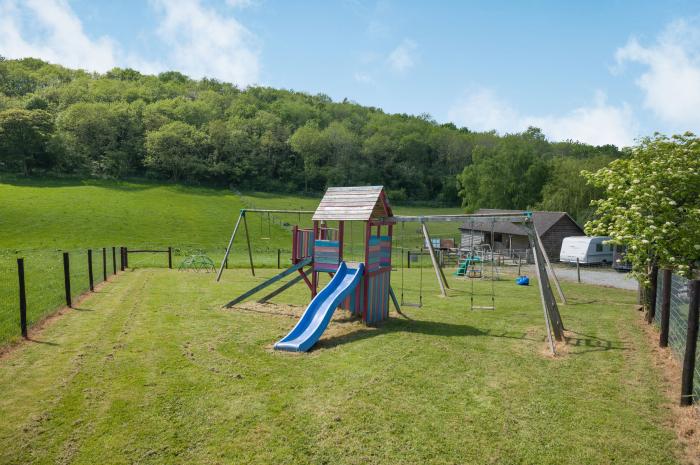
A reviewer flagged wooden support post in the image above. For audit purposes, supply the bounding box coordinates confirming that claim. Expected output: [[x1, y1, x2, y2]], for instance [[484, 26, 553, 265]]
[[216, 211, 244, 282], [533, 245, 556, 356], [407, 250, 411, 269], [421, 222, 447, 296], [168, 247, 172, 269], [659, 269, 672, 347], [17, 258, 27, 339], [120, 247, 125, 272], [242, 212, 255, 277], [63, 252, 72, 308], [312, 221, 320, 297], [102, 248, 107, 281], [646, 264, 659, 323], [338, 221, 345, 263], [88, 249, 94, 292], [124, 247, 128, 268], [362, 221, 371, 320], [112, 247, 116, 275], [534, 228, 566, 304], [576, 258, 581, 283], [680, 279, 699, 406]]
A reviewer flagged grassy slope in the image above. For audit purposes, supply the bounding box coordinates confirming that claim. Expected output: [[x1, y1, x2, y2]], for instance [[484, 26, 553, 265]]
[[0, 178, 463, 344], [0, 268, 679, 465]]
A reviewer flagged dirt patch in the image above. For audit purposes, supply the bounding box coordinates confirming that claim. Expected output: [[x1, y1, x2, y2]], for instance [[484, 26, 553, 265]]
[[637, 317, 700, 465], [230, 301, 377, 353], [0, 277, 117, 361]]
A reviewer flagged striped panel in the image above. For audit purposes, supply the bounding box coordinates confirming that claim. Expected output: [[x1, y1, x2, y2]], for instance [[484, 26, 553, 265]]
[[341, 276, 363, 315], [364, 271, 390, 323], [294, 229, 314, 261], [314, 239, 339, 272], [367, 236, 382, 272], [379, 235, 392, 267]]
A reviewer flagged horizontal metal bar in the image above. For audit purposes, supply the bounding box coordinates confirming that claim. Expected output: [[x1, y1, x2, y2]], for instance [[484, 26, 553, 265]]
[[388, 213, 531, 223], [243, 209, 315, 214]]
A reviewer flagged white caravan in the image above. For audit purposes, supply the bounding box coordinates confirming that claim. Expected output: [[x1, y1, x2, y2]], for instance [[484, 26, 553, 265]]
[[559, 236, 613, 264]]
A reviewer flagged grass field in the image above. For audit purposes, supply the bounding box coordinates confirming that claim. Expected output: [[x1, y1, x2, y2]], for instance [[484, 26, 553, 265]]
[[0, 267, 681, 464], [0, 178, 463, 346]]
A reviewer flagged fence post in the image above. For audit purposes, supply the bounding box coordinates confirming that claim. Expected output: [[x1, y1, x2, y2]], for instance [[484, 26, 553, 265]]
[[277, 249, 281, 269], [680, 279, 699, 406], [407, 251, 411, 269], [576, 258, 581, 283], [87, 249, 94, 292], [168, 247, 172, 269], [102, 247, 107, 281], [63, 252, 72, 308], [120, 247, 125, 271], [517, 255, 522, 276], [17, 258, 27, 339], [112, 247, 116, 275], [124, 247, 129, 268], [659, 269, 672, 347], [646, 264, 659, 323]]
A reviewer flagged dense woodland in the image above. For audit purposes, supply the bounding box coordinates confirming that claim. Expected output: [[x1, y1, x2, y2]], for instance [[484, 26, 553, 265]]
[[0, 57, 624, 222]]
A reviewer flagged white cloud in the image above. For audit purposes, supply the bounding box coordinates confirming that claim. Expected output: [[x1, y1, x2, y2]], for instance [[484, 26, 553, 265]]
[[226, 0, 257, 9], [353, 71, 374, 84], [448, 88, 638, 147], [615, 19, 700, 129], [387, 39, 417, 73], [0, 0, 118, 72], [0, 0, 260, 87], [152, 0, 260, 86], [154, 0, 260, 86]]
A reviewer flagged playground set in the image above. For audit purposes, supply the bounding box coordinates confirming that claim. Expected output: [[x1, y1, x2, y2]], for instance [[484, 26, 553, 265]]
[[216, 186, 566, 354]]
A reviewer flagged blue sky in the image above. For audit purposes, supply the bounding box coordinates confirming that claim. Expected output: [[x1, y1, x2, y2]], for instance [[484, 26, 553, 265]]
[[1, 0, 699, 147]]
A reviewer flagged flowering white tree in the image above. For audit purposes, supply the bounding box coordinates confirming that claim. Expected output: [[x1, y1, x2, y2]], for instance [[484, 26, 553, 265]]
[[583, 133, 700, 281]]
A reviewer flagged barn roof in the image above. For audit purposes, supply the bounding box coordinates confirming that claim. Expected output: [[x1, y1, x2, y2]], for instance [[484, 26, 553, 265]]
[[312, 186, 393, 221], [459, 209, 582, 236]]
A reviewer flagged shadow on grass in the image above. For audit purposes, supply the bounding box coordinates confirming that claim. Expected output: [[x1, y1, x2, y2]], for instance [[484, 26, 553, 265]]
[[564, 330, 628, 354], [314, 317, 540, 351], [28, 338, 59, 346]]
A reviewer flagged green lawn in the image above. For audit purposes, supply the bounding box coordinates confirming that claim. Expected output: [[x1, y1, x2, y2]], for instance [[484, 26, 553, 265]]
[[0, 266, 681, 464], [0, 178, 463, 346]]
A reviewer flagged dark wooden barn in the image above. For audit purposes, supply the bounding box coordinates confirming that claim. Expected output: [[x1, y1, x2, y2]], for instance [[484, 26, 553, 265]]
[[459, 209, 584, 261]]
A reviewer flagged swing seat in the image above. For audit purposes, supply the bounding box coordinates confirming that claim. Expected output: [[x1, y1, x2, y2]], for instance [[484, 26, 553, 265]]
[[402, 302, 422, 308], [472, 305, 495, 310]]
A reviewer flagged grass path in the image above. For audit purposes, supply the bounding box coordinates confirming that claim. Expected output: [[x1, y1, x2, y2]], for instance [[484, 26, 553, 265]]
[[0, 268, 682, 464]]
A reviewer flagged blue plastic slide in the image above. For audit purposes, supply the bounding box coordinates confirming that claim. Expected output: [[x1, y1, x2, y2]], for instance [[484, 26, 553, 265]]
[[274, 261, 364, 352]]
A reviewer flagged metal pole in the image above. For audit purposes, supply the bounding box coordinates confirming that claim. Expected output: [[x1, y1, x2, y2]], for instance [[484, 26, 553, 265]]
[[576, 258, 581, 283], [17, 258, 27, 338], [680, 279, 699, 406], [242, 212, 255, 277], [659, 269, 672, 347], [421, 222, 447, 296], [168, 247, 172, 269], [88, 249, 94, 292], [63, 252, 72, 308], [646, 264, 659, 323], [216, 211, 244, 282], [112, 247, 116, 275], [102, 247, 107, 281]]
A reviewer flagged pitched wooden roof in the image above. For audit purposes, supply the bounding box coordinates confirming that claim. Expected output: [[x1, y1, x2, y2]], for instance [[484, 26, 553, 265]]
[[459, 209, 583, 236], [312, 186, 393, 221]]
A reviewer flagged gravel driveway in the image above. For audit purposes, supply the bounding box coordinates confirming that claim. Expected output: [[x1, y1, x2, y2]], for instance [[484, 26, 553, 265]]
[[519, 264, 639, 291]]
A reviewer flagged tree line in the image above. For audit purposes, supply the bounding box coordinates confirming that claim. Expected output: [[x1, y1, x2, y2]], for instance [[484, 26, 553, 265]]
[[0, 57, 623, 222]]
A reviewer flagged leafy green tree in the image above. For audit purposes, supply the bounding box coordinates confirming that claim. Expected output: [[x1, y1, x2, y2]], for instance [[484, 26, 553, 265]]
[[457, 130, 550, 211], [584, 133, 700, 279], [145, 121, 210, 181], [0, 108, 53, 174]]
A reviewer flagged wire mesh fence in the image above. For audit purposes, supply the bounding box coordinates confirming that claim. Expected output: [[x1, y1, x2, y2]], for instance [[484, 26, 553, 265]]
[[653, 272, 699, 402], [0, 247, 123, 347]]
